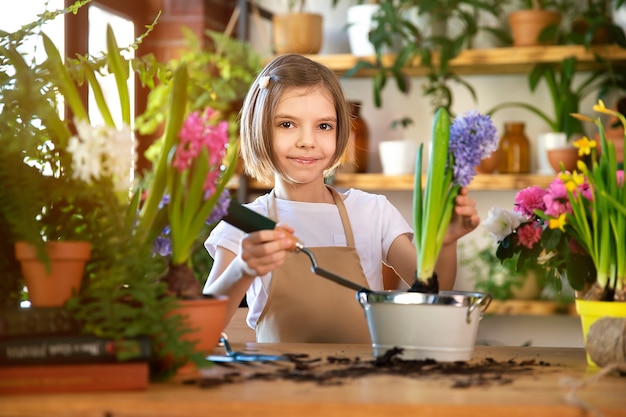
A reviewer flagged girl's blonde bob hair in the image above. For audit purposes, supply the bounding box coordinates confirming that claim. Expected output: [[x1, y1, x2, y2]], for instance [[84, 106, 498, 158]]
[[239, 54, 351, 184]]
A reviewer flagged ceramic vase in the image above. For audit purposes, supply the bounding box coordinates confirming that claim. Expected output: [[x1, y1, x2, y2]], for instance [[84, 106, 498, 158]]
[[14, 241, 91, 307], [575, 299, 626, 367]]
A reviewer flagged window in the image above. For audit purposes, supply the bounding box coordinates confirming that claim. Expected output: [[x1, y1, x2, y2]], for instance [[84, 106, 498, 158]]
[[0, 0, 65, 65]]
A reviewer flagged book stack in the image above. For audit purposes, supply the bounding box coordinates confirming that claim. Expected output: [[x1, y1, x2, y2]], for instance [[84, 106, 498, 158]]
[[0, 307, 150, 394]]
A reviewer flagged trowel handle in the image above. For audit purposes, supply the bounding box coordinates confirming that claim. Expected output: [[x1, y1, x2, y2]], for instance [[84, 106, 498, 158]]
[[223, 201, 301, 250]]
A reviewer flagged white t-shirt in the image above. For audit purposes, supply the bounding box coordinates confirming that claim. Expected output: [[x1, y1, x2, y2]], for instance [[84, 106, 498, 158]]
[[204, 188, 413, 329]]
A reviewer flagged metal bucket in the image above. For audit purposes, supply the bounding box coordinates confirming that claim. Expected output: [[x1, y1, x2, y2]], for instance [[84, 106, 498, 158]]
[[357, 290, 492, 362]]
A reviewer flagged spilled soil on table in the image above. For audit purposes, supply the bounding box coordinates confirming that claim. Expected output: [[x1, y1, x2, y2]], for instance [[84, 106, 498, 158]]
[[184, 347, 554, 389]]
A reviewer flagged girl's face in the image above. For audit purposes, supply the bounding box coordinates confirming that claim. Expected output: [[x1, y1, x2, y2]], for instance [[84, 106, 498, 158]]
[[272, 85, 337, 184]]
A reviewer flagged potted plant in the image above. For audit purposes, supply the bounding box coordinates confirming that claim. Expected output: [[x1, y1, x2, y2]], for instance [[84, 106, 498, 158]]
[[507, 0, 574, 46], [568, 0, 626, 47], [379, 116, 416, 175], [272, 0, 323, 54], [0, 2, 235, 379], [341, 0, 382, 57], [126, 63, 239, 376], [343, 0, 509, 113], [134, 22, 261, 373], [0, 4, 142, 307], [356, 108, 497, 362], [482, 101, 626, 366]]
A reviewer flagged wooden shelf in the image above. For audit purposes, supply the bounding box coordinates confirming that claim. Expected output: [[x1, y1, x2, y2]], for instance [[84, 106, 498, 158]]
[[229, 173, 555, 193], [302, 45, 626, 76], [331, 173, 554, 191], [486, 300, 576, 316]]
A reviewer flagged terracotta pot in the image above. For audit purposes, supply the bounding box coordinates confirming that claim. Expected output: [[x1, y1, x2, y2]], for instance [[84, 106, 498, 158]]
[[272, 12, 323, 55], [476, 149, 502, 174], [547, 147, 580, 173], [168, 296, 229, 355], [14, 241, 91, 307], [508, 10, 562, 47], [571, 17, 613, 45]]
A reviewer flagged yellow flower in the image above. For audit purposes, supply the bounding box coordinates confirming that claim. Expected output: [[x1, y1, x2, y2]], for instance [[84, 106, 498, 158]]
[[570, 112, 594, 123], [592, 99, 608, 113], [573, 136, 596, 156], [549, 213, 567, 232]]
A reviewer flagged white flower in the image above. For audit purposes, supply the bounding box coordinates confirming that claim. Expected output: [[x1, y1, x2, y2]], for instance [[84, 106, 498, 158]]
[[68, 118, 136, 194], [481, 207, 527, 241]]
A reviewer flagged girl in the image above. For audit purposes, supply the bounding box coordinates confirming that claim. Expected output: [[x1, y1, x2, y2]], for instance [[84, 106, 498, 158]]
[[203, 54, 480, 343]]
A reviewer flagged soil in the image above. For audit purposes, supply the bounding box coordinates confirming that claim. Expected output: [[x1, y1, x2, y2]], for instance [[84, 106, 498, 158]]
[[184, 347, 553, 389], [409, 274, 439, 293]]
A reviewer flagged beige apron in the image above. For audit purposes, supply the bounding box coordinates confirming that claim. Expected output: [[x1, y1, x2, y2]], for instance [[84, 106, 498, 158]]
[[255, 186, 371, 343]]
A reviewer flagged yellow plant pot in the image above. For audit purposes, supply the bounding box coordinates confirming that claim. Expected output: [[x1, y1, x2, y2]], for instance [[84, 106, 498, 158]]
[[575, 299, 626, 367]]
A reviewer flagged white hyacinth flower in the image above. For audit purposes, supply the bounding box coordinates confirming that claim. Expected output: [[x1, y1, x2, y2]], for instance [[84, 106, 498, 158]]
[[481, 207, 527, 242], [68, 118, 136, 194]]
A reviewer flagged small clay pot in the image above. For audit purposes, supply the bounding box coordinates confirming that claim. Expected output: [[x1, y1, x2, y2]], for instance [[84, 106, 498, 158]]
[[547, 147, 580, 173], [476, 149, 501, 174], [508, 10, 562, 47]]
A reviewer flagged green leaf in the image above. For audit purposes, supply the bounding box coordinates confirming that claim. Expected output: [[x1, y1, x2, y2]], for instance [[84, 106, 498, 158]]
[[416, 107, 450, 281], [106, 24, 130, 125]]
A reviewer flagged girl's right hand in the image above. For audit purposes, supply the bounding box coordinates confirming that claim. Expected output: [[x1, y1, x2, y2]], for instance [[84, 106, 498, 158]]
[[238, 223, 298, 276]]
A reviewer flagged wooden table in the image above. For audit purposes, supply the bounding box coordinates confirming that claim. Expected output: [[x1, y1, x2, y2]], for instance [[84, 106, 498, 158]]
[[1, 343, 625, 417]]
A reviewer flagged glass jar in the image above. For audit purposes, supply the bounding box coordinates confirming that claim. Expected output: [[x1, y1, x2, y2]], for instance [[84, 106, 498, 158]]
[[497, 122, 530, 174], [349, 101, 369, 173]]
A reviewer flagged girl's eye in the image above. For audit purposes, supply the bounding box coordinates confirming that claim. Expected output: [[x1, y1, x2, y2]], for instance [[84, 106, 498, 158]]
[[319, 123, 333, 131], [279, 121, 294, 129]]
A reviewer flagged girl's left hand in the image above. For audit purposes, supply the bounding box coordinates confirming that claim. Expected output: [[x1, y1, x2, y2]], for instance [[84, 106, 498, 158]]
[[443, 187, 480, 244]]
